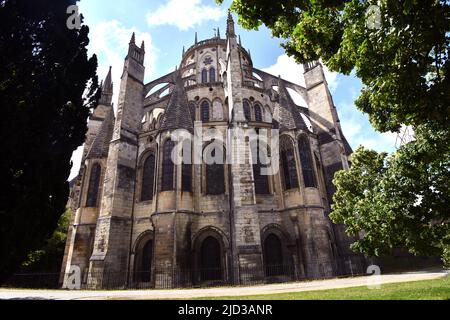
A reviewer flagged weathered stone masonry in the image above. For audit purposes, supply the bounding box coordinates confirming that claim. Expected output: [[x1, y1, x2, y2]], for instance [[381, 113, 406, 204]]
[[62, 14, 365, 289]]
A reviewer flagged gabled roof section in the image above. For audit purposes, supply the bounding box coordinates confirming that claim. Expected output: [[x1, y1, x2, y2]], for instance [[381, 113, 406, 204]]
[[86, 108, 115, 159], [276, 79, 308, 132], [159, 71, 194, 133]]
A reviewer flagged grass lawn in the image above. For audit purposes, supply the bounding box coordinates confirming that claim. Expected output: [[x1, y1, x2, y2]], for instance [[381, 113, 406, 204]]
[[195, 276, 450, 300]]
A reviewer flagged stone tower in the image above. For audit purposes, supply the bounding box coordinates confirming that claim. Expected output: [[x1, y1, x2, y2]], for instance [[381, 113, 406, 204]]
[[62, 15, 364, 289]]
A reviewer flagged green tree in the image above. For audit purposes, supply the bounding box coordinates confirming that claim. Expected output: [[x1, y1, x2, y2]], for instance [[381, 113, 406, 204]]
[[222, 0, 450, 263], [220, 0, 449, 131], [20, 209, 71, 273], [330, 124, 449, 263], [0, 0, 99, 283]]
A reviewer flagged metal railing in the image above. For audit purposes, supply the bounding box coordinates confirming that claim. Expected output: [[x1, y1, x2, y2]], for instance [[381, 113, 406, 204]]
[[2, 257, 366, 290], [2, 255, 441, 290]]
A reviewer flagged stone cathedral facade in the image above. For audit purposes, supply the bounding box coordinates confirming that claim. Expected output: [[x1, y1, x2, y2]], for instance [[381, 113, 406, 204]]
[[62, 14, 365, 289]]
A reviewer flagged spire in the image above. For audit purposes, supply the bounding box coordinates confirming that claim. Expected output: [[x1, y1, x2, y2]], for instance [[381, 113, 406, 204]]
[[195, 32, 198, 44], [248, 49, 251, 59], [127, 33, 145, 65], [182, 45, 185, 56], [99, 67, 113, 106], [103, 66, 112, 91], [217, 27, 221, 39], [226, 9, 235, 38]]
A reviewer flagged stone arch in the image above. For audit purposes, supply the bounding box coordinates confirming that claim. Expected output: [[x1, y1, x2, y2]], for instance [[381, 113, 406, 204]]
[[192, 227, 229, 283], [261, 224, 295, 278], [143, 70, 177, 97], [283, 82, 309, 106], [132, 230, 154, 283], [145, 82, 171, 100]]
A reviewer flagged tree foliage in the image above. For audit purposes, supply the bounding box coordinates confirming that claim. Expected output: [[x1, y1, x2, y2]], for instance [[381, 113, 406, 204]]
[[330, 124, 449, 260], [222, 0, 450, 262], [0, 0, 99, 282], [220, 0, 449, 132], [20, 209, 71, 272]]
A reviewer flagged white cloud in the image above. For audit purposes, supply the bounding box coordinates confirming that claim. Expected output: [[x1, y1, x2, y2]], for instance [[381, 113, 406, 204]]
[[353, 133, 397, 153], [339, 101, 397, 153], [69, 20, 157, 181], [146, 0, 226, 31], [262, 54, 305, 87], [322, 63, 339, 92], [262, 54, 339, 92], [89, 20, 157, 106]]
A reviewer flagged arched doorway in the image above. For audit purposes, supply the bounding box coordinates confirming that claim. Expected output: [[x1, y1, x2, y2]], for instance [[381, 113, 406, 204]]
[[134, 235, 154, 283], [200, 236, 222, 281], [264, 234, 284, 276]]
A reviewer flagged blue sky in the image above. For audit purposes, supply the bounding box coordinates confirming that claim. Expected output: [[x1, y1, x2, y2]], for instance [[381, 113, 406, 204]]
[[70, 0, 398, 180]]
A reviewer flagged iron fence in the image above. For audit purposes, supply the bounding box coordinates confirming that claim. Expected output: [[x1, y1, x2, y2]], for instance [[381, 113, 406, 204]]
[[2, 255, 441, 291], [2, 257, 366, 290]]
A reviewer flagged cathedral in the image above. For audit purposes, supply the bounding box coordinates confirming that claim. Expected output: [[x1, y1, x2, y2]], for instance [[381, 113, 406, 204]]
[[62, 13, 365, 289]]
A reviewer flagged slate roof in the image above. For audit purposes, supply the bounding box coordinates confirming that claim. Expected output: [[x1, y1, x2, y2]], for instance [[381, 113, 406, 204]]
[[159, 71, 194, 133], [86, 108, 115, 159], [276, 79, 309, 132]]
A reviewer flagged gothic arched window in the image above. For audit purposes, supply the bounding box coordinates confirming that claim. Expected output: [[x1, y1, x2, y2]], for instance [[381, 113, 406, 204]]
[[280, 138, 298, 190], [181, 140, 192, 192], [254, 104, 263, 122], [201, 69, 208, 83], [209, 67, 216, 82], [141, 154, 155, 201], [201, 100, 210, 122], [252, 136, 270, 195], [161, 140, 175, 191], [86, 163, 101, 207], [298, 136, 317, 188], [205, 147, 225, 195], [243, 100, 251, 121], [264, 234, 284, 276]]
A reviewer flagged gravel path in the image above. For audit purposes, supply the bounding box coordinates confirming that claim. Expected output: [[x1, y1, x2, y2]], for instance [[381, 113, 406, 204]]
[[0, 269, 447, 300]]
